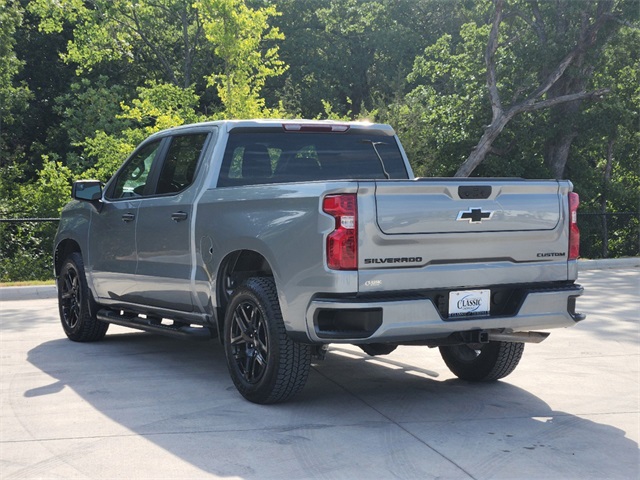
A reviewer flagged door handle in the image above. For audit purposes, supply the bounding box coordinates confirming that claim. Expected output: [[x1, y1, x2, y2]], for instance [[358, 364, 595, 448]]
[[121, 212, 135, 223], [171, 211, 188, 222]]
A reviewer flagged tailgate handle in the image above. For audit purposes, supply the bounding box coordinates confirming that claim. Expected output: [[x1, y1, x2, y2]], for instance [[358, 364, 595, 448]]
[[458, 185, 492, 200]]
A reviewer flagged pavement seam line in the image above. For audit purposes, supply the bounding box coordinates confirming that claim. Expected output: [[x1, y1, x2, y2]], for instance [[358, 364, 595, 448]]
[[310, 365, 479, 480]]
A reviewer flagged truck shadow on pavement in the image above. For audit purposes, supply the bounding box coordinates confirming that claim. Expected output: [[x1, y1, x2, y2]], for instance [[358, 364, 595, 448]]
[[25, 332, 638, 479]]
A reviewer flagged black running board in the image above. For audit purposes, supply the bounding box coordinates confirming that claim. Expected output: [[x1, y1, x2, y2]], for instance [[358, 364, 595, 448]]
[[97, 309, 214, 340]]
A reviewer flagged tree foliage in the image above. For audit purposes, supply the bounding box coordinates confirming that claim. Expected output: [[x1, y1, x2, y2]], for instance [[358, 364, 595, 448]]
[[197, 0, 286, 118], [0, 0, 32, 164], [28, 0, 208, 86], [1, 0, 638, 280], [395, 0, 637, 179]]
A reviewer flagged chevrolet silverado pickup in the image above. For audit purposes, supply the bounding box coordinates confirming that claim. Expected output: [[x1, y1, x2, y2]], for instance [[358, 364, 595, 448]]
[[54, 119, 584, 404]]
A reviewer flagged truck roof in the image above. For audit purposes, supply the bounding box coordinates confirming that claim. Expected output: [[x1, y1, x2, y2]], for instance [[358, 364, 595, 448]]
[[144, 119, 396, 140]]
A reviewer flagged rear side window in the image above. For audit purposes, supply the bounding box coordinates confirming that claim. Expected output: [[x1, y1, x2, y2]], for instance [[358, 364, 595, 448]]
[[156, 133, 208, 194], [217, 131, 408, 187]]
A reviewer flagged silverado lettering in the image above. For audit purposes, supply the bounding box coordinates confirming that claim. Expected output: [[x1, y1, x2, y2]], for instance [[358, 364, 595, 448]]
[[364, 257, 423, 264], [54, 119, 584, 405]]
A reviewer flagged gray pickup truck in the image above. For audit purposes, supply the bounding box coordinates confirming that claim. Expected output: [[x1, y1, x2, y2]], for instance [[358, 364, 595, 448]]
[[54, 119, 584, 404]]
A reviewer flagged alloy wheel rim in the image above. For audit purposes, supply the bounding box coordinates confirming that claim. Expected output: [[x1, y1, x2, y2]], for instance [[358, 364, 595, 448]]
[[60, 268, 81, 329], [229, 300, 269, 384]]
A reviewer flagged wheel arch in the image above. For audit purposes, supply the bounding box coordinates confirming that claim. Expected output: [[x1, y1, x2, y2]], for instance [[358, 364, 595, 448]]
[[54, 239, 82, 277], [216, 249, 275, 339]]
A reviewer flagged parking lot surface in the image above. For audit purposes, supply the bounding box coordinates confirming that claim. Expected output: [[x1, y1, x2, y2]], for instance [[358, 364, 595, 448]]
[[1, 267, 638, 479]]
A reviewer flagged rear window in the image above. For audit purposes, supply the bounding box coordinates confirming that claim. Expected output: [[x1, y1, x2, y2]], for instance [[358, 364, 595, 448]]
[[217, 131, 409, 187]]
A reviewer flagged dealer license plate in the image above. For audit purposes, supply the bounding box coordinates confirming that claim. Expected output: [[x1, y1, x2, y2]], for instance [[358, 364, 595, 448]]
[[448, 289, 491, 318]]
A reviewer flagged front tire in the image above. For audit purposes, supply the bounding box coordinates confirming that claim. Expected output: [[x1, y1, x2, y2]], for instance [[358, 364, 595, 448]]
[[224, 277, 311, 404], [57, 252, 108, 342], [439, 341, 524, 381]]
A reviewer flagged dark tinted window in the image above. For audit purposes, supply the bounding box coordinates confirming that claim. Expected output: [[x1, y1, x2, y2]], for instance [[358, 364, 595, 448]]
[[217, 131, 408, 187], [108, 140, 162, 199], [156, 133, 208, 194]]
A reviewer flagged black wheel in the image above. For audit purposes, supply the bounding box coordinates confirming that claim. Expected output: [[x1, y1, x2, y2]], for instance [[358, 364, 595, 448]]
[[57, 252, 109, 342], [439, 341, 524, 381], [359, 343, 398, 356], [224, 277, 311, 404]]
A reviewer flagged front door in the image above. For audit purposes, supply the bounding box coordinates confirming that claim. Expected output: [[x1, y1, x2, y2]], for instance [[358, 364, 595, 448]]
[[89, 139, 164, 303]]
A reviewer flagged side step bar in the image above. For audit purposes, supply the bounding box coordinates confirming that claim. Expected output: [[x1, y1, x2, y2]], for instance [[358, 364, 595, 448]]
[[97, 309, 215, 340]]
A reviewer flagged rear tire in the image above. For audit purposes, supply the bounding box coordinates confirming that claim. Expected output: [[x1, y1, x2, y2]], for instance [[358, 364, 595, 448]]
[[57, 252, 108, 342], [224, 277, 311, 404], [439, 341, 524, 381]]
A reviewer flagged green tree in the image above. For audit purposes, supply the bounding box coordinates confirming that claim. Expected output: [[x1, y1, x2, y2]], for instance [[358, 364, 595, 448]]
[[272, 0, 462, 119], [28, 0, 208, 88], [458, 0, 634, 178], [196, 0, 286, 118], [567, 25, 640, 258], [51, 76, 132, 173], [396, 22, 493, 176], [399, 0, 637, 179], [0, 159, 72, 281], [0, 0, 32, 166], [82, 81, 204, 181]]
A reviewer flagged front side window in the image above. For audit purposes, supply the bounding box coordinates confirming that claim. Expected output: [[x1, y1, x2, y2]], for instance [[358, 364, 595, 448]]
[[108, 141, 162, 199]]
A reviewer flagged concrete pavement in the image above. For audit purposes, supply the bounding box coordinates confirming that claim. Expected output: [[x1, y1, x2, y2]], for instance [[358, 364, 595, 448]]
[[1, 267, 638, 479]]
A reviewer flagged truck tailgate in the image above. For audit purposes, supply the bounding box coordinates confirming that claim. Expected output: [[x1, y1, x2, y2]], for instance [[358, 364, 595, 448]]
[[357, 179, 574, 291], [375, 180, 561, 234]]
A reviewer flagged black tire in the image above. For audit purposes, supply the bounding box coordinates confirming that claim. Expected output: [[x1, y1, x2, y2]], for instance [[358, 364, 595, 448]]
[[359, 343, 398, 356], [439, 341, 524, 381], [223, 277, 311, 404], [57, 252, 109, 342]]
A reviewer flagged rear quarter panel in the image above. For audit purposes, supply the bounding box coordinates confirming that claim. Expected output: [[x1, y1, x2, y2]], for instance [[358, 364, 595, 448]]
[[192, 182, 359, 333]]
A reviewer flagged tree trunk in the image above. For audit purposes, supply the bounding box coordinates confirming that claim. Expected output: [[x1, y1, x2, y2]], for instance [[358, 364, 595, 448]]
[[454, 112, 512, 177], [600, 134, 615, 257], [454, 0, 617, 178], [544, 129, 578, 179]]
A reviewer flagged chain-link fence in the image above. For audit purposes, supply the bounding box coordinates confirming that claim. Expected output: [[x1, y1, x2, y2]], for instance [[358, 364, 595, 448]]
[[578, 212, 639, 260], [1, 213, 638, 282], [0, 218, 60, 282]]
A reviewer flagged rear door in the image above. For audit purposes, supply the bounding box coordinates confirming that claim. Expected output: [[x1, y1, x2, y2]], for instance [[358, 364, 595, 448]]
[[134, 131, 211, 312]]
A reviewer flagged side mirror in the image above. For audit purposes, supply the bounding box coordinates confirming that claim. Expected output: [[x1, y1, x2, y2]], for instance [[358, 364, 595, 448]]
[[72, 180, 103, 202]]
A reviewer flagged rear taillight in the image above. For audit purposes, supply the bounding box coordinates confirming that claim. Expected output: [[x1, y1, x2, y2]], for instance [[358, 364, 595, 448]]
[[569, 192, 580, 260], [323, 194, 358, 270]]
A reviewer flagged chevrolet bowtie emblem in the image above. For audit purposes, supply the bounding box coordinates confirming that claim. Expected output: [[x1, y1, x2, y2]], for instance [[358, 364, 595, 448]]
[[457, 208, 494, 223]]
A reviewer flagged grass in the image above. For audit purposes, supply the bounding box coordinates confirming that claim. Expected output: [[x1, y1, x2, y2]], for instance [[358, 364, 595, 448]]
[[0, 280, 56, 287]]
